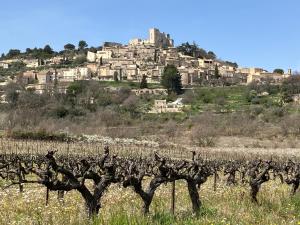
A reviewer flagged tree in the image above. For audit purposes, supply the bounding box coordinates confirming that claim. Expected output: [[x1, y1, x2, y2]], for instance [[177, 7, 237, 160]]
[[78, 40, 88, 50], [177, 42, 216, 59], [273, 68, 284, 75], [225, 61, 238, 68], [6, 49, 21, 58], [177, 42, 198, 57], [73, 55, 87, 65], [10, 61, 26, 70], [25, 48, 32, 54], [281, 76, 300, 103], [43, 45, 54, 54], [4, 83, 24, 107], [113, 71, 119, 82], [64, 43, 76, 51], [214, 65, 220, 79], [140, 75, 148, 89], [161, 65, 183, 95], [207, 51, 216, 59]]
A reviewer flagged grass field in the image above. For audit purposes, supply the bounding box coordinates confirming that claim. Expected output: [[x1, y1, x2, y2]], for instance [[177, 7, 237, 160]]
[[185, 85, 282, 114], [0, 178, 299, 225]]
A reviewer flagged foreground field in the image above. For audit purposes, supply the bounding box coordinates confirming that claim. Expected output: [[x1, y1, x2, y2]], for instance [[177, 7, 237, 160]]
[[0, 179, 299, 225], [1, 138, 300, 225]]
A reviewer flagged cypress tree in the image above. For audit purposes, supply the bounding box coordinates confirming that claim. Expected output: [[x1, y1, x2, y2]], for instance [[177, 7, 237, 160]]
[[161, 65, 183, 95], [140, 75, 148, 89]]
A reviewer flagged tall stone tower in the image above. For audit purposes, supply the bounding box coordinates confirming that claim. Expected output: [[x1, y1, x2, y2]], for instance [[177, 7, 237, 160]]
[[149, 28, 158, 45], [148, 28, 174, 48]]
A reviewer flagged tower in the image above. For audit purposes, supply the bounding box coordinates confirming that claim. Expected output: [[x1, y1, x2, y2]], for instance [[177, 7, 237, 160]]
[[149, 28, 158, 45]]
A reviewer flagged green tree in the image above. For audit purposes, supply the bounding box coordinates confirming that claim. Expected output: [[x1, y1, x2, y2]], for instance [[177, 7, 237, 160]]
[[25, 48, 32, 54], [207, 51, 216, 59], [214, 65, 220, 79], [177, 42, 216, 59], [281, 76, 300, 103], [64, 43, 76, 51], [78, 40, 88, 50], [4, 83, 24, 107], [113, 71, 119, 82], [10, 61, 26, 70], [273, 68, 284, 75], [140, 75, 148, 89], [225, 61, 238, 68], [6, 49, 21, 58], [177, 42, 198, 57], [161, 65, 183, 95], [43, 45, 54, 54], [73, 55, 87, 65]]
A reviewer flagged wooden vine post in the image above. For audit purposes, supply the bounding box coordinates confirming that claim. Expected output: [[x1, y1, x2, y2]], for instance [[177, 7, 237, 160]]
[[171, 181, 175, 215], [45, 188, 49, 205]]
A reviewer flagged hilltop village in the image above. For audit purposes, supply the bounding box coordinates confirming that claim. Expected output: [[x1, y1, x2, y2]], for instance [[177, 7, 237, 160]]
[[0, 28, 292, 96]]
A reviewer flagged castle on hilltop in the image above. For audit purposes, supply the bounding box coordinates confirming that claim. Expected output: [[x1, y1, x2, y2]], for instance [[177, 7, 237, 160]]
[[0, 27, 293, 96], [129, 28, 174, 48]]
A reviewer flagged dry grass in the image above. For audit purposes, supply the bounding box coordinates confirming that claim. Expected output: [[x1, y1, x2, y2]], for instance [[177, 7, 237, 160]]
[[0, 178, 299, 225]]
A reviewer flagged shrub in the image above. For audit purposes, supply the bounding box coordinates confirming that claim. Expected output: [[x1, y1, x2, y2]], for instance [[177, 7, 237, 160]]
[[215, 96, 227, 106], [246, 90, 258, 102], [249, 106, 264, 117], [280, 114, 300, 136], [272, 107, 285, 117], [202, 93, 213, 103], [8, 130, 71, 141], [191, 124, 217, 147], [182, 90, 196, 104], [251, 97, 261, 104], [53, 106, 69, 118]]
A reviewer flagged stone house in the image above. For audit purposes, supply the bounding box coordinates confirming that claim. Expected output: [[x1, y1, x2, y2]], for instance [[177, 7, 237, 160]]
[[178, 66, 198, 86], [60, 67, 91, 82], [46, 56, 65, 65], [0, 62, 9, 69], [198, 58, 214, 69], [24, 59, 40, 68], [21, 70, 37, 84], [86, 63, 99, 74], [131, 88, 167, 96], [149, 98, 186, 113], [98, 65, 124, 80], [126, 64, 138, 80], [87, 50, 113, 63], [36, 70, 53, 84]]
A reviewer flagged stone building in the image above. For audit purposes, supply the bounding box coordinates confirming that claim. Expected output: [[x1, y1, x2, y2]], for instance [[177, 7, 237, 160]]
[[87, 50, 113, 63], [149, 98, 186, 113], [129, 28, 174, 48], [36, 70, 53, 84], [21, 71, 37, 84], [59, 67, 91, 82], [131, 88, 168, 96], [24, 59, 40, 68], [245, 68, 292, 84], [0, 62, 9, 69]]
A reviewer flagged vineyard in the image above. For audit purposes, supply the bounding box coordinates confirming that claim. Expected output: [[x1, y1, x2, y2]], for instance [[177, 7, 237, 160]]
[[0, 139, 300, 224]]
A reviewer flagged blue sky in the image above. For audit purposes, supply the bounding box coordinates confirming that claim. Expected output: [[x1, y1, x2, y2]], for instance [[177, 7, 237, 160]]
[[0, 0, 299, 72]]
